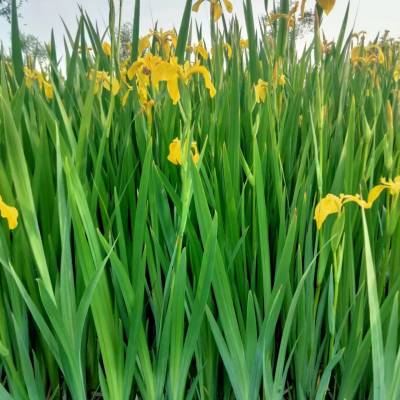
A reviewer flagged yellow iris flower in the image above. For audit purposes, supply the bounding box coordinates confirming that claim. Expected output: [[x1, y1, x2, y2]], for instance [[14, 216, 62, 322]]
[[24, 67, 36, 88], [314, 176, 400, 229], [102, 42, 112, 56], [138, 35, 152, 55], [24, 68, 54, 100], [167, 138, 200, 166], [268, 2, 299, 28], [127, 54, 162, 81], [43, 81, 54, 100], [89, 70, 121, 96], [126, 54, 216, 105], [192, 41, 209, 60], [192, 0, 233, 22], [0, 196, 18, 230], [152, 60, 181, 104], [314, 194, 342, 230], [183, 62, 217, 98], [351, 45, 385, 66], [254, 79, 268, 103], [150, 29, 177, 58]]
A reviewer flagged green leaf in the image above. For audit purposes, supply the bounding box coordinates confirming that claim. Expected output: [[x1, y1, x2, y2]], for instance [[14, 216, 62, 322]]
[[361, 209, 385, 400], [175, 0, 192, 63], [11, 0, 24, 84]]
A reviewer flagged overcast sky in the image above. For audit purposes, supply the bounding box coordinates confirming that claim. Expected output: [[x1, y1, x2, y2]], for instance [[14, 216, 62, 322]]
[[1, 0, 400, 54]]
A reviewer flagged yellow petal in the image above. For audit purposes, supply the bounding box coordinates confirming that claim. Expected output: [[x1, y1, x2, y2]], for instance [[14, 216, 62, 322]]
[[366, 185, 387, 206], [240, 39, 249, 49], [317, 0, 336, 15], [196, 42, 209, 60], [191, 142, 200, 165], [255, 79, 268, 103], [139, 35, 151, 55], [102, 42, 112, 56], [378, 49, 385, 64], [127, 60, 144, 80], [142, 100, 155, 124], [391, 176, 400, 194], [314, 194, 342, 230], [167, 138, 182, 165], [151, 61, 179, 89], [278, 74, 286, 86], [340, 194, 370, 209], [122, 88, 131, 107], [224, 43, 232, 59], [0, 196, 18, 230], [381, 176, 400, 195], [167, 78, 181, 105], [185, 65, 216, 98], [111, 79, 120, 96], [137, 82, 149, 104], [223, 0, 233, 13], [192, 0, 205, 12], [212, 2, 223, 21], [44, 82, 53, 100]]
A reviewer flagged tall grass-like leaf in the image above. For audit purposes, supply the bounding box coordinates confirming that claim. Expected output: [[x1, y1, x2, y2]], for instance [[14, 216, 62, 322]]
[[131, 0, 141, 61], [0, 97, 54, 299], [361, 209, 385, 400], [175, 0, 192, 63], [11, 0, 23, 84]]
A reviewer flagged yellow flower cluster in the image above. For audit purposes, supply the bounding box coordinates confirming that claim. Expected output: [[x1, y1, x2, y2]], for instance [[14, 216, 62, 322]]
[[0, 196, 18, 230], [192, 0, 233, 22], [167, 138, 200, 166], [103, 30, 178, 61], [314, 176, 400, 230], [127, 53, 216, 105], [137, 30, 178, 59], [267, 2, 299, 28], [24, 67, 53, 100], [351, 44, 385, 66], [88, 51, 216, 110]]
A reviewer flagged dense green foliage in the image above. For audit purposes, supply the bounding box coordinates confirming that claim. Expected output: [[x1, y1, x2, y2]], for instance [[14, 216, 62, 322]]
[[0, 0, 399, 399]]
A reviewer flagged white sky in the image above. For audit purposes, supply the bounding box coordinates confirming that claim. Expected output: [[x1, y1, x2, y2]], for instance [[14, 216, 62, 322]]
[[1, 0, 400, 54]]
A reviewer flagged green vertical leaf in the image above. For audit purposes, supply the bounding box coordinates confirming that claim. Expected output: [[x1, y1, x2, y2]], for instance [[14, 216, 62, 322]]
[[11, 0, 24, 84]]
